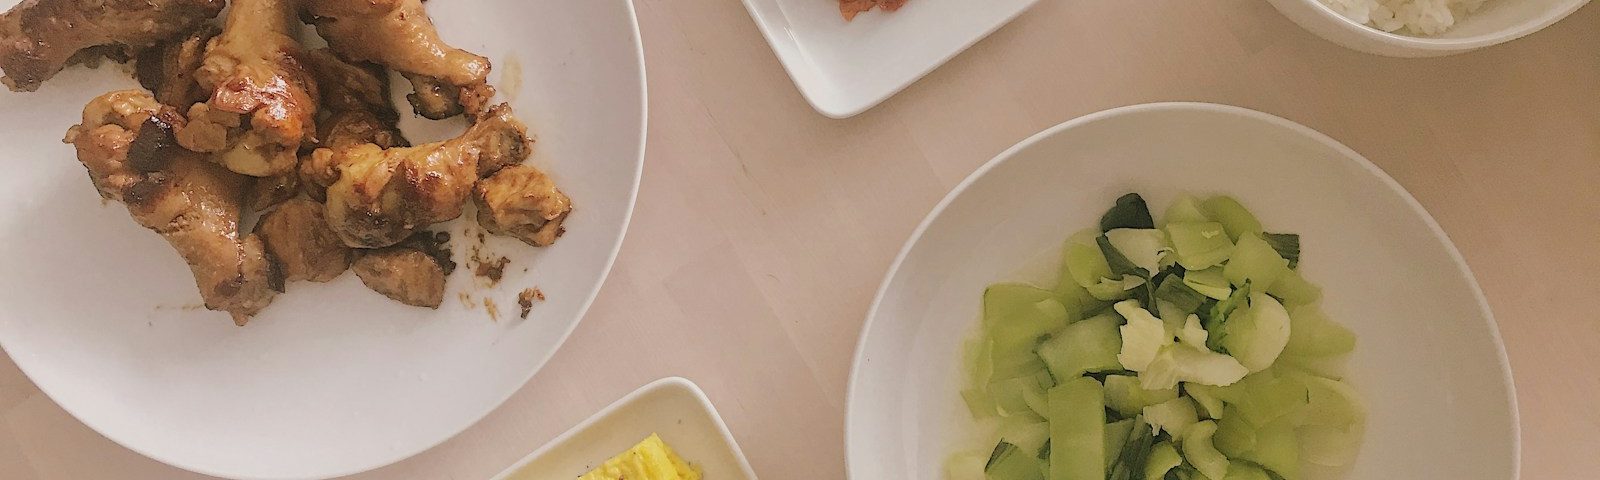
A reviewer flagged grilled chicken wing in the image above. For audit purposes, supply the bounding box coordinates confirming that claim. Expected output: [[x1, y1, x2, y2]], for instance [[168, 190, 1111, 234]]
[[255, 198, 350, 283], [176, 0, 317, 178], [65, 90, 281, 325], [0, 0, 224, 91], [299, 49, 409, 200], [351, 232, 454, 308], [474, 165, 570, 247], [245, 171, 299, 212], [135, 24, 219, 108], [319, 103, 530, 248], [305, 0, 494, 119]]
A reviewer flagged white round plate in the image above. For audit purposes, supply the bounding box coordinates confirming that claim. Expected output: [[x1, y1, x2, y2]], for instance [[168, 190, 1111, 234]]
[[0, 1, 645, 478], [846, 104, 1517, 479]]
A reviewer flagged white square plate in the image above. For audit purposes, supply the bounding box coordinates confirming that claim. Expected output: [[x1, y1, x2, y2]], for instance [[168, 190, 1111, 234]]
[[491, 377, 759, 480], [740, 0, 1040, 118]]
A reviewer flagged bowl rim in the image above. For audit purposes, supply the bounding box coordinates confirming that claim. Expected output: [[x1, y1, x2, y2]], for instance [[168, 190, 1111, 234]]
[[1292, 0, 1591, 51], [843, 102, 1520, 479], [0, 1, 650, 479]]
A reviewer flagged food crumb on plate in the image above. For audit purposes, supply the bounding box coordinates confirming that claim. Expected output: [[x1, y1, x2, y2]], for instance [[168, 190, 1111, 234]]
[[484, 297, 500, 321], [517, 287, 544, 319]]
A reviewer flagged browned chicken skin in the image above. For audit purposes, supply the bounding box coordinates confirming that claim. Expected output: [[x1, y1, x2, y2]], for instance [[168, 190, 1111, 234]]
[[245, 171, 299, 212], [65, 90, 281, 325], [255, 198, 350, 283], [474, 165, 571, 247], [176, 0, 318, 178], [299, 49, 408, 201], [319, 103, 531, 248], [350, 232, 454, 308], [135, 24, 220, 108], [305, 0, 494, 119], [0, 0, 224, 91]]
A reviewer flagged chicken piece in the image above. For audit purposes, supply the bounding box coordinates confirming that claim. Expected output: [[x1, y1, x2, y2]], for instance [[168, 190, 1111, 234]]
[[177, 0, 318, 178], [474, 165, 571, 247], [300, 109, 409, 201], [305, 0, 494, 119], [245, 171, 299, 212], [839, 0, 908, 21], [319, 103, 531, 248], [65, 90, 281, 325], [0, 0, 224, 91], [351, 232, 454, 308], [135, 24, 220, 108], [304, 48, 396, 120], [255, 198, 350, 283]]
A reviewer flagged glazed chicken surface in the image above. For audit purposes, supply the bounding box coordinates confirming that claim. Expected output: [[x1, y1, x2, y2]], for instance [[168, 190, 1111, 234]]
[[65, 90, 281, 325], [255, 198, 350, 283], [135, 24, 219, 108], [351, 232, 455, 308], [474, 165, 571, 247], [177, 0, 318, 178], [305, 0, 494, 119], [319, 103, 532, 249], [0, 0, 224, 91]]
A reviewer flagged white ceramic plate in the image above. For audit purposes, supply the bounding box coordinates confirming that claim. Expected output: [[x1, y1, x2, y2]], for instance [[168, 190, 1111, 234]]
[[0, 1, 645, 479], [490, 377, 758, 480], [846, 104, 1518, 479], [740, 0, 1039, 118]]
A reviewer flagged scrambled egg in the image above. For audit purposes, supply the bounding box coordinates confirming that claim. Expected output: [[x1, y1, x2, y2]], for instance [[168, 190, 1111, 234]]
[[579, 434, 702, 480]]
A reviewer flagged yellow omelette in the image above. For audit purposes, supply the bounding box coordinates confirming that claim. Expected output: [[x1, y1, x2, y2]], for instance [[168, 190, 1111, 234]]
[[578, 434, 702, 480]]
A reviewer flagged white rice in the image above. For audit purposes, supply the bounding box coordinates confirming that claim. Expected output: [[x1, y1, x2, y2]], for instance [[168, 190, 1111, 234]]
[[1319, 0, 1491, 35]]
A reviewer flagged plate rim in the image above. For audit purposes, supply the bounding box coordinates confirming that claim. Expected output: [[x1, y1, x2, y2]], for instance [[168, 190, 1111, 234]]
[[841, 102, 1520, 479], [0, 0, 650, 478], [487, 376, 760, 480], [738, 0, 1042, 119]]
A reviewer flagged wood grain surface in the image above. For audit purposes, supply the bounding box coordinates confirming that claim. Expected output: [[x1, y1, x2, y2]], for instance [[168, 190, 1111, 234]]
[[2, 0, 1596, 478]]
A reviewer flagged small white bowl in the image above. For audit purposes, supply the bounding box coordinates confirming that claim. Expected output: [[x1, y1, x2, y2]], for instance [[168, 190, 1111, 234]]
[[490, 377, 758, 480], [1268, 0, 1590, 57]]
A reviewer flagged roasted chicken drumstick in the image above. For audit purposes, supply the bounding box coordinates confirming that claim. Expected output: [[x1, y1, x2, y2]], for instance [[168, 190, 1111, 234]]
[[65, 90, 281, 325], [474, 165, 571, 247], [318, 103, 532, 248], [0, 0, 224, 92], [177, 0, 318, 178], [305, 0, 494, 119]]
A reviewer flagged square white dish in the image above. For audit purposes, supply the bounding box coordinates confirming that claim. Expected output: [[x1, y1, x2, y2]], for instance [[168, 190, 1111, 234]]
[[740, 0, 1040, 118], [491, 377, 758, 480]]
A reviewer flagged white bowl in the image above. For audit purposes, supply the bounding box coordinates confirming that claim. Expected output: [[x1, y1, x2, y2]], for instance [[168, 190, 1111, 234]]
[[740, 0, 1039, 118], [1268, 0, 1589, 57], [490, 377, 758, 480], [846, 103, 1518, 479], [0, 0, 645, 478]]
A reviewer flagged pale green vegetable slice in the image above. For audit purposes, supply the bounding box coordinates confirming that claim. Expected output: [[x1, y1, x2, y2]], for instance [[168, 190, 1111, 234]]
[[1228, 372, 1310, 426], [985, 284, 1072, 352], [1223, 234, 1289, 290], [991, 376, 1047, 418], [1219, 293, 1291, 373], [1106, 228, 1169, 274], [1266, 268, 1321, 306], [1222, 462, 1270, 480], [1166, 221, 1235, 270], [1142, 441, 1182, 480], [1049, 378, 1106, 480], [1199, 196, 1263, 242], [1140, 343, 1249, 390], [1296, 374, 1367, 427], [1213, 406, 1255, 456], [1299, 423, 1365, 466], [1282, 305, 1355, 358], [1104, 375, 1179, 417], [1178, 314, 1208, 349], [1234, 419, 1299, 480], [1185, 383, 1226, 419], [1180, 420, 1230, 480], [984, 442, 1045, 480], [1278, 351, 1350, 380], [945, 450, 987, 480], [1162, 195, 1211, 225], [1114, 300, 1171, 372], [1066, 242, 1114, 289], [1142, 397, 1200, 437], [1183, 267, 1233, 300], [962, 388, 997, 418], [1156, 300, 1188, 337], [998, 415, 1051, 456], [1038, 313, 1122, 379]]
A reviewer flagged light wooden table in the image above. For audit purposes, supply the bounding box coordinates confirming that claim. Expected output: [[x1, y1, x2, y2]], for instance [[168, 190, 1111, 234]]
[[3, 1, 1597, 478]]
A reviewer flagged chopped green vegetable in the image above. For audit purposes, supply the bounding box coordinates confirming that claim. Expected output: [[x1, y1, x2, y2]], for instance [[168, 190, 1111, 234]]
[[1166, 222, 1236, 270], [1219, 293, 1291, 373], [946, 450, 988, 480], [985, 284, 1072, 352], [1199, 196, 1263, 242], [1049, 378, 1106, 480], [1105, 375, 1179, 416], [1260, 233, 1300, 269], [1180, 420, 1230, 480], [1106, 229, 1170, 275], [1114, 300, 1170, 372], [1037, 313, 1123, 380], [1099, 235, 1150, 279], [1233, 418, 1299, 480], [1066, 242, 1115, 289], [1213, 406, 1256, 456], [985, 441, 1045, 480], [1265, 268, 1320, 307], [1162, 195, 1211, 225], [1104, 418, 1135, 469], [1107, 415, 1156, 480], [1142, 397, 1200, 437], [1183, 267, 1233, 301], [963, 387, 998, 418], [998, 415, 1051, 457], [1282, 305, 1355, 358], [1298, 423, 1364, 467], [1142, 441, 1182, 480], [1203, 281, 1251, 352], [1154, 275, 1206, 314], [1178, 314, 1208, 349], [1223, 462, 1271, 480], [1101, 193, 1156, 231], [1223, 234, 1290, 290], [1185, 383, 1226, 419]]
